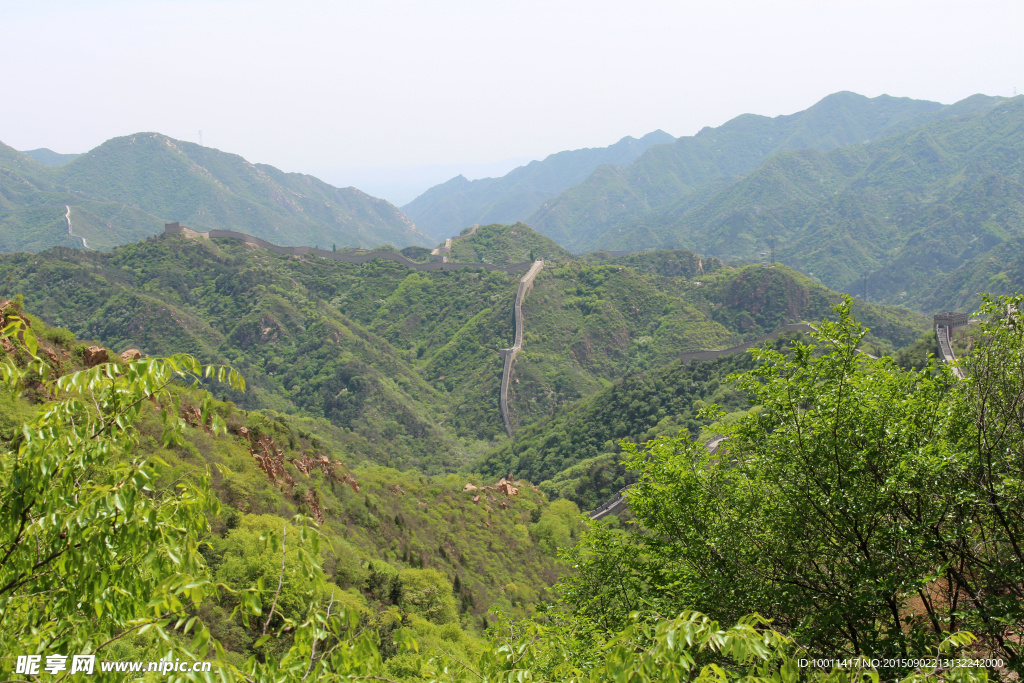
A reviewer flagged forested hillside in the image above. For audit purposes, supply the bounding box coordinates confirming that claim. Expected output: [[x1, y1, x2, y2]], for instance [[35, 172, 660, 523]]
[[527, 91, 994, 250], [446, 222, 572, 264], [3, 284, 1015, 682], [0, 134, 429, 252], [519, 93, 1024, 313], [0, 298, 579, 676], [403, 130, 674, 239], [0, 232, 927, 470]]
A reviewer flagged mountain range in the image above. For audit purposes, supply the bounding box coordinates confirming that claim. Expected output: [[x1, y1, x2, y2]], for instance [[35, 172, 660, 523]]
[[0, 134, 429, 252], [525, 91, 990, 251], [400, 91, 1020, 313], [5, 90, 1022, 315], [402, 130, 675, 240]]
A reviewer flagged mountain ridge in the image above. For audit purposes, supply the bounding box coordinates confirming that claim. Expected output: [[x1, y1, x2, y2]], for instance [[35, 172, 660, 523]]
[[525, 91, 1006, 252], [0, 132, 431, 252], [402, 130, 675, 239], [21, 148, 83, 166]]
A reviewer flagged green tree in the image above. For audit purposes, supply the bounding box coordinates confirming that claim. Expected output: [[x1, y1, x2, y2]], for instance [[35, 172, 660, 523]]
[[565, 298, 1019, 674], [529, 498, 581, 557], [399, 568, 458, 625], [0, 314, 244, 673]]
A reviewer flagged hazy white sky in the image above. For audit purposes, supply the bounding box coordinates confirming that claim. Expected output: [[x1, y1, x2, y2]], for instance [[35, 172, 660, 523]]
[[2, 0, 1021, 204]]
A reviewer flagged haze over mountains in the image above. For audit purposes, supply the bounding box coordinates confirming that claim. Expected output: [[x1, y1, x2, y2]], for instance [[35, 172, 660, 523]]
[[21, 148, 83, 166], [0, 134, 429, 253], [403, 91, 1022, 312], [402, 130, 675, 240], [3, 90, 1023, 314]]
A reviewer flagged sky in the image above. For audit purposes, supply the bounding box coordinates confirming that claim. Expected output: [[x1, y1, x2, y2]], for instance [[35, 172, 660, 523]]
[[1, 0, 1022, 205]]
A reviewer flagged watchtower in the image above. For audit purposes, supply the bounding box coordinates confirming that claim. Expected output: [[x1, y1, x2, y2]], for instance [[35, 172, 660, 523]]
[[934, 311, 969, 336]]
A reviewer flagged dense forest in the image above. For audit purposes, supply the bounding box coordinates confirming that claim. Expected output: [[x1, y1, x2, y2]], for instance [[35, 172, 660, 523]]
[[1, 288, 1019, 681]]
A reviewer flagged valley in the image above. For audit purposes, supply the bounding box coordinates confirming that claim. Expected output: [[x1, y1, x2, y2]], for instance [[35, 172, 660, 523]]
[[2, 87, 1023, 682]]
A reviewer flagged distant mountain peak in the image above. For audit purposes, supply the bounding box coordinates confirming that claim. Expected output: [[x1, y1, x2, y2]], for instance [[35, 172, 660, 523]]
[[403, 130, 677, 239], [20, 148, 82, 167], [0, 132, 429, 252]]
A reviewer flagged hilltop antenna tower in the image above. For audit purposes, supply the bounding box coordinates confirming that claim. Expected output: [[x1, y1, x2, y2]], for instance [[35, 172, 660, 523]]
[[199, 130, 203, 147], [770, 233, 775, 267]]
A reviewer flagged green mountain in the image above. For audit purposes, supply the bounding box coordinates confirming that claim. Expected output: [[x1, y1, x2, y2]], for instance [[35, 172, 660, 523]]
[[663, 97, 1024, 309], [0, 299, 569, 653], [478, 263, 930, 507], [526, 92, 1005, 253], [1, 234, 927, 472], [921, 234, 1024, 312], [0, 230, 938, 669], [21, 147, 82, 166], [0, 134, 430, 252], [446, 223, 573, 265], [403, 130, 675, 240], [478, 348, 763, 511]]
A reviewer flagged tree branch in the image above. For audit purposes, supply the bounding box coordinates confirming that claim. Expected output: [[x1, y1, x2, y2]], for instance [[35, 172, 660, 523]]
[[302, 590, 334, 681], [263, 523, 286, 636]]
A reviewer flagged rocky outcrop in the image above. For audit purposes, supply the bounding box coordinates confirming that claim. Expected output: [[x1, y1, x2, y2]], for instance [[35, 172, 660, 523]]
[[291, 452, 340, 479], [251, 435, 294, 487], [120, 348, 142, 361], [304, 489, 325, 524], [83, 346, 108, 367], [496, 478, 519, 497], [181, 405, 212, 432]]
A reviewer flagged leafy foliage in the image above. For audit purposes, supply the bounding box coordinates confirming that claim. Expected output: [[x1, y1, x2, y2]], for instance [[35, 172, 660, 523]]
[[0, 312, 244, 672], [564, 296, 1024, 676]]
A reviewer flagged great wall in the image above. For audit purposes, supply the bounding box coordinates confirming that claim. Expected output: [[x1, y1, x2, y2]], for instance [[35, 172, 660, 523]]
[[430, 223, 479, 262], [164, 223, 535, 275], [165, 221, 544, 440], [166, 222, 977, 521], [498, 260, 544, 438], [934, 311, 969, 380]]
